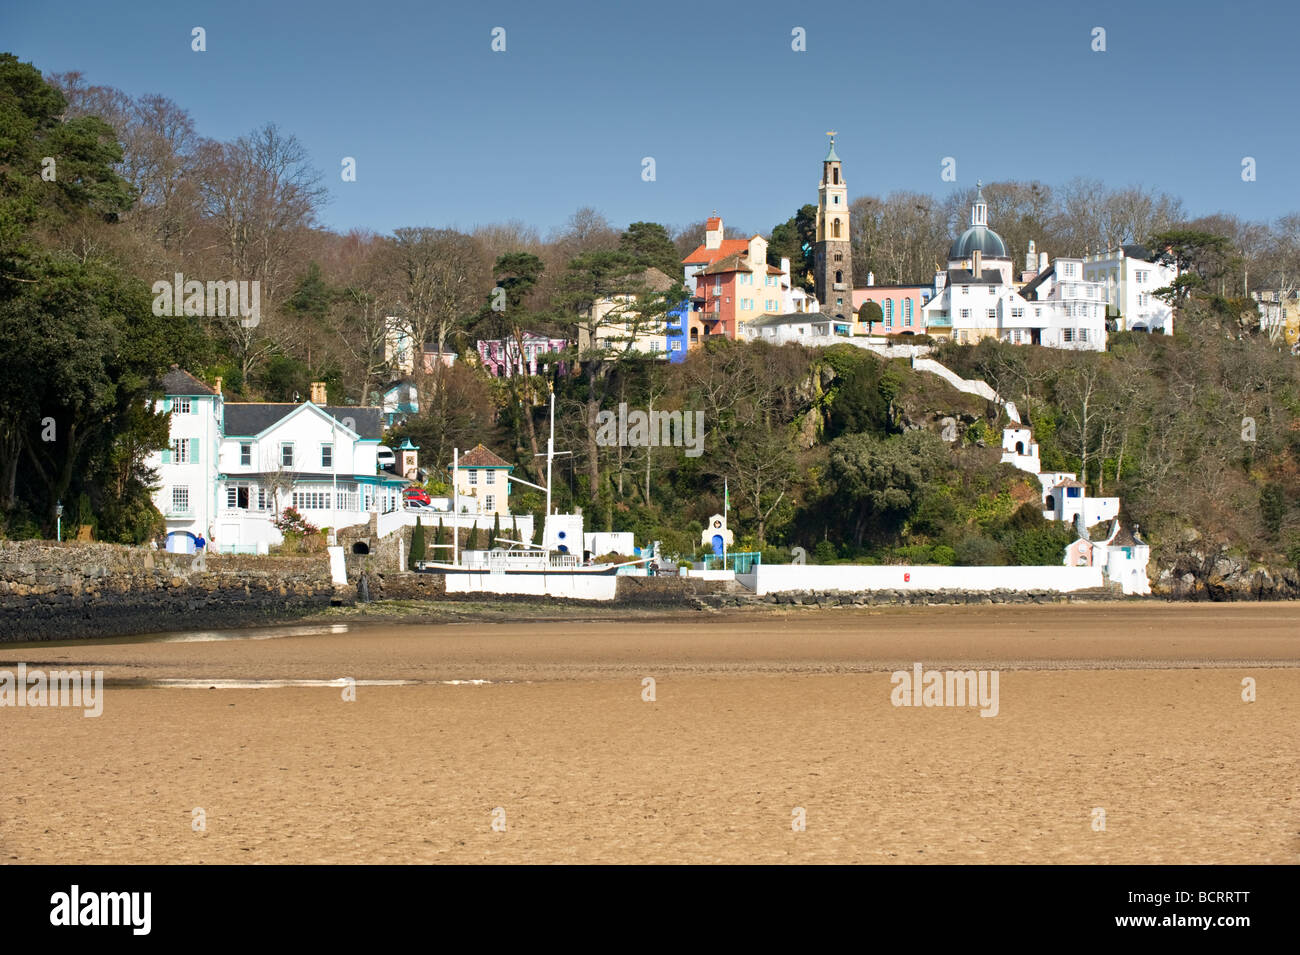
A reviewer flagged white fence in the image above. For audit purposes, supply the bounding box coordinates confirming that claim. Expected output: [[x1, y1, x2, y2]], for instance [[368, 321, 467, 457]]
[[746, 564, 1104, 596]]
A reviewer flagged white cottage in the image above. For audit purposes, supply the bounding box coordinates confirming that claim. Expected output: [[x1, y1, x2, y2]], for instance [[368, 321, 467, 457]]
[[147, 370, 408, 553]]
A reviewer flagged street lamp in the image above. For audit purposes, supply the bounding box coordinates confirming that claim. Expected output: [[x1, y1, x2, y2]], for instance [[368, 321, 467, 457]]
[[56, 500, 63, 542]]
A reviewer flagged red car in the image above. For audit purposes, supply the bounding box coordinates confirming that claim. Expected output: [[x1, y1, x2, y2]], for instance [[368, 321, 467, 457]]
[[402, 487, 432, 505]]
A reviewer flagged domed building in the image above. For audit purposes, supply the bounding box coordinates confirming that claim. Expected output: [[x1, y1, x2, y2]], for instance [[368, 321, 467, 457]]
[[920, 181, 1107, 351], [945, 182, 1014, 285]]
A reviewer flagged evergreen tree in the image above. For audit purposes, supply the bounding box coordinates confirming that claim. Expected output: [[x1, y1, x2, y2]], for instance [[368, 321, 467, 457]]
[[410, 517, 425, 564], [491, 513, 501, 549], [434, 519, 446, 556], [468, 522, 481, 550]]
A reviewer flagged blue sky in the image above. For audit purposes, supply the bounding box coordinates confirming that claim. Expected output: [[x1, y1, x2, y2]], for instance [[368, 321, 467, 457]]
[[5, 0, 1297, 237]]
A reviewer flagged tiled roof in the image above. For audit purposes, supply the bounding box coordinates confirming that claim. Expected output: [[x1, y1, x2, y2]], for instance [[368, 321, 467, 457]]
[[1020, 267, 1055, 300], [682, 238, 748, 264], [639, 267, 675, 292], [222, 403, 384, 439], [161, 366, 216, 396], [458, 444, 512, 468]]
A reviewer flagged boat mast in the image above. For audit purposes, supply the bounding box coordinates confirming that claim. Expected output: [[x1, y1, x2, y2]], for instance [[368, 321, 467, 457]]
[[452, 447, 459, 567]]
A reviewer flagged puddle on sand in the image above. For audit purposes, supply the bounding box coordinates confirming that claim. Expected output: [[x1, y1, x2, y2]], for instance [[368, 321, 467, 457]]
[[2, 623, 354, 650]]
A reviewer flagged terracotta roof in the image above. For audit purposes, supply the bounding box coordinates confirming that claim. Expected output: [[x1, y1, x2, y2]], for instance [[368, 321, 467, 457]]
[[458, 444, 512, 468], [1053, 477, 1083, 488], [161, 366, 216, 396], [701, 251, 758, 276], [705, 216, 721, 230], [682, 238, 748, 264]]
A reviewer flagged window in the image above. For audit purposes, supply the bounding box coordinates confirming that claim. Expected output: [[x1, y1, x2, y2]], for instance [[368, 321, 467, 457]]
[[960, 308, 971, 319], [1138, 293, 1150, 307], [1064, 329, 1075, 343], [671, 340, 681, 351], [1079, 328, 1089, 342], [1136, 270, 1149, 283], [258, 487, 268, 511], [468, 469, 478, 486], [834, 252, 843, 263], [832, 219, 841, 239], [1011, 307, 1024, 318], [321, 443, 333, 469], [171, 486, 189, 513], [240, 443, 251, 467], [170, 438, 190, 464], [336, 482, 358, 511], [174, 397, 192, 415], [280, 443, 294, 468], [292, 487, 332, 510], [835, 270, 842, 284], [987, 309, 996, 320], [1063, 263, 1076, 277], [885, 299, 893, 322], [485, 494, 495, 511], [832, 167, 839, 185], [833, 195, 839, 204], [905, 299, 913, 322]]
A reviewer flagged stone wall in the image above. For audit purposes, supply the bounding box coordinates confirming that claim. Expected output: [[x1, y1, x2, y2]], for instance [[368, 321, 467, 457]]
[[0, 541, 337, 642]]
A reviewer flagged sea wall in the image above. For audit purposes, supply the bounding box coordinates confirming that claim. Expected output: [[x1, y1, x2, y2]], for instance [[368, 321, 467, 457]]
[[0, 541, 337, 642]]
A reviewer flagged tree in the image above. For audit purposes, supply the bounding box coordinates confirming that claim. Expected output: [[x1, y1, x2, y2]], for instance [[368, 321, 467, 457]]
[[382, 227, 489, 390], [768, 204, 817, 291], [467, 522, 481, 551], [619, 222, 680, 280], [410, 516, 426, 564], [829, 430, 948, 547], [491, 512, 502, 549]]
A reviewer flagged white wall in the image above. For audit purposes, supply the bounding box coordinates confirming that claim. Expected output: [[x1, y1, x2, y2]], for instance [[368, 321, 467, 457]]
[[444, 572, 618, 600], [749, 564, 1104, 595]]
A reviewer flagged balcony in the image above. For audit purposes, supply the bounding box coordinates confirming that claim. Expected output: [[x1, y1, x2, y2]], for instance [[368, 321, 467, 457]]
[[927, 314, 953, 327]]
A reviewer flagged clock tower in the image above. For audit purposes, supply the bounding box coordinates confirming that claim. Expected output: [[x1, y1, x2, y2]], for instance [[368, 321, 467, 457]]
[[814, 132, 853, 323]]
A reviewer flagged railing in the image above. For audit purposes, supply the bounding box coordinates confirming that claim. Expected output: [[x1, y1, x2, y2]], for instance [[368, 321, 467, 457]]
[[704, 551, 761, 573], [217, 544, 259, 555]]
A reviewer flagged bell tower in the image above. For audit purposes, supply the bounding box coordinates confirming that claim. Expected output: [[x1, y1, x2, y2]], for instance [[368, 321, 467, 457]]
[[815, 132, 853, 323]]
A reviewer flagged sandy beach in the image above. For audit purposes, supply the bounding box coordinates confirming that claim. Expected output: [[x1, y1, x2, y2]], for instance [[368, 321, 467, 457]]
[[1, 602, 1296, 864]]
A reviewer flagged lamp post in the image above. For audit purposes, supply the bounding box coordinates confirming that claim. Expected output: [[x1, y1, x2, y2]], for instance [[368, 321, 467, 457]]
[[56, 500, 63, 542]]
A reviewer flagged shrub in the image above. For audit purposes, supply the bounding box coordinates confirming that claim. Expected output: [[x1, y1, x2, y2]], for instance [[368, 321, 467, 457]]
[[931, 544, 956, 565], [954, 534, 1007, 566]]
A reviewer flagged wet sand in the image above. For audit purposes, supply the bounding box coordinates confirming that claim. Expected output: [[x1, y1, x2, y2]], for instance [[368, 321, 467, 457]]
[[1, 602, 1297, 864]]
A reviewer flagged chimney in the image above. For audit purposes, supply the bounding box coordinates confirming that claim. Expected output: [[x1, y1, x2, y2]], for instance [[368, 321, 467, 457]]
[[1039, 251, 1048, 272], [310, 381, 327, 404], [867, 271, 875, 286], [972, 249, 983, 279], [1026, 240, 1036, 272], [214, 376, 223, 396]]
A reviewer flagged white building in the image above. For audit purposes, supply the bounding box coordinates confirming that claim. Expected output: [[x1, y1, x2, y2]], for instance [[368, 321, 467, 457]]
[[148, 370, 409, 553], [923, 184, 1107, 351], [1080, 245, 1177, 334], [743, 312, 840, 345], [998, 427, 1119, 529], [1064, 519, 1152, 595]]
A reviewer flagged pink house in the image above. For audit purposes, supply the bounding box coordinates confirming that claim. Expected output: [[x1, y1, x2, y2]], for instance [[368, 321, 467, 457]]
[[852, 285, 932, 335], [476, 333, 569, 377]]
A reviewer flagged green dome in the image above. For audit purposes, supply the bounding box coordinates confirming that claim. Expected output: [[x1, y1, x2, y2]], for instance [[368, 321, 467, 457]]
[[949, 226, 1007, 260]]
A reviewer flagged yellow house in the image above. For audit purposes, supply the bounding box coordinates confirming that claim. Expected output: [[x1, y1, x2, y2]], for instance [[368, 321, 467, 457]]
[[578, 267, 676, 359], [451, 444, 513, 518]]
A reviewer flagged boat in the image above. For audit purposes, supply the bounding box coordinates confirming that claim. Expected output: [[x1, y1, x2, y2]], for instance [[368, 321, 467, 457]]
[[413, 392, 647, 595]]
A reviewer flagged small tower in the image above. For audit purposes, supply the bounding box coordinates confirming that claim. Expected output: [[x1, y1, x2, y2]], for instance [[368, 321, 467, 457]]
[[397, 438, 420, 480], [814, 132, 854, 323]]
